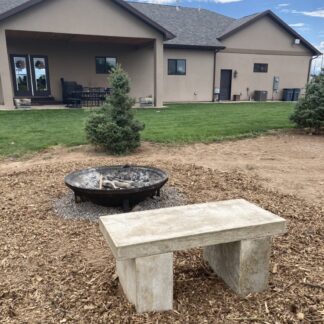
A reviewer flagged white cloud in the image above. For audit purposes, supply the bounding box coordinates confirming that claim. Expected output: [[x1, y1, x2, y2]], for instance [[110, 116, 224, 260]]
[[294, 9, 324, 18], [289, 23, 305, 27], [214, 0, 242, 3], [276, 3, 289, 11], [132, 0, 177, 3], [317, 41, 324, 52], [132, 0, 243, 3]]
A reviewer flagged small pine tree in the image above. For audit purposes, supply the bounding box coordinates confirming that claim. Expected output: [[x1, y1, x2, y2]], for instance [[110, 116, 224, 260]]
[[85, 65, 145, 154], [290, 69, 324, 134]]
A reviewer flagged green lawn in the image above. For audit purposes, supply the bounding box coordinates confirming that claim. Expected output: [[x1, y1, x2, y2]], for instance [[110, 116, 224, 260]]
[[0, 102, 294, 158]]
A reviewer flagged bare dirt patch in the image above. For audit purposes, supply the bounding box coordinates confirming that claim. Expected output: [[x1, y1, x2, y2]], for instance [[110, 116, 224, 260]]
[[140, 133, 324, 206], [0, 156, 323, 323], [1, 133, 323, 205]]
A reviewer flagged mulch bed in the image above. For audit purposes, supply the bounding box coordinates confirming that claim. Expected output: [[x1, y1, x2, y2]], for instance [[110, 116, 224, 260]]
[[0, 157, 323, 323]]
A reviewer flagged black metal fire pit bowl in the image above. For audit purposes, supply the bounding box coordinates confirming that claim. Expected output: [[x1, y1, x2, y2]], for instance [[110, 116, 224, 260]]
[[65, 165, 168, 211]]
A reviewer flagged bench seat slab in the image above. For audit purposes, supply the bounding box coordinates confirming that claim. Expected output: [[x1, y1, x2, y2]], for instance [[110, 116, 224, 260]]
[[99, 199, 286, 260], [117, 253, 173, 313], [203, 237, 271, 296]]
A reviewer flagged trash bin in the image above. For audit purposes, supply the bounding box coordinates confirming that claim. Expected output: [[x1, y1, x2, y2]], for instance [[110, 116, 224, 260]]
[[293, 88, 301, 101], [283, 89, 294, 101]]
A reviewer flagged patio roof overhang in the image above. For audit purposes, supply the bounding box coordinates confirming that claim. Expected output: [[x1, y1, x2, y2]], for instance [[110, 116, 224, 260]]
[[5, 30, 155, 46]]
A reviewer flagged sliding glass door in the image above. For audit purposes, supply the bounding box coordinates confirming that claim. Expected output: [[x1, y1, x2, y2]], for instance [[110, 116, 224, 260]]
[[10, 54, 51, 97]]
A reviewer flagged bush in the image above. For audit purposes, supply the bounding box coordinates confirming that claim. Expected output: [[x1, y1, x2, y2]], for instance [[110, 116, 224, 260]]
[[290, 70, 324, 134], [85, 65, 145, 154]]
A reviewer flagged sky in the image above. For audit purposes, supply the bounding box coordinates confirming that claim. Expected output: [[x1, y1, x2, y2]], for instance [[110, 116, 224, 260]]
[[132, 0, 324, 73]]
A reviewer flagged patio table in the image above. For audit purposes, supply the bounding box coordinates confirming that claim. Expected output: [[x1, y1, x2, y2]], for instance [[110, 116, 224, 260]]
[[71, 88, 111, 107]]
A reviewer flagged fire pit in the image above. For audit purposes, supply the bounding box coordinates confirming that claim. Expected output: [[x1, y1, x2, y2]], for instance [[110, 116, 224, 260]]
[[65, 165, 168, 211]]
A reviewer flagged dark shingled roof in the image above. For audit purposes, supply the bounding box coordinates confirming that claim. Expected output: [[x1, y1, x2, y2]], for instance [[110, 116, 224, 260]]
[[0, 0, 41, 20], [128, 3, 320, 55], [130, 2, 234, 48], [0, 0, 30, 13]]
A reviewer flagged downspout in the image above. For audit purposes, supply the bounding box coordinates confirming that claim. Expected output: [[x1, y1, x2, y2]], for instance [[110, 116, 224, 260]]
[[212, 49, 218, 102]]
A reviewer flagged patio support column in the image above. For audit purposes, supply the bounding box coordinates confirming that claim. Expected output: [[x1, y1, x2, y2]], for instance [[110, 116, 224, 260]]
[[0, 29, 14, 109], [153, 39, 163, 108]]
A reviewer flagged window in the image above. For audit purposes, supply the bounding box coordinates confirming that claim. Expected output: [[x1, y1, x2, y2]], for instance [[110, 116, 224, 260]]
[[253, 63, 268, 73], [168, 59, 186, 75], [96, 57, 117, 74]]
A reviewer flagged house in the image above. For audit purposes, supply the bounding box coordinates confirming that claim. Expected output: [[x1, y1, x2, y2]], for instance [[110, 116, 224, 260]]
[[0, 0, 320, 109]]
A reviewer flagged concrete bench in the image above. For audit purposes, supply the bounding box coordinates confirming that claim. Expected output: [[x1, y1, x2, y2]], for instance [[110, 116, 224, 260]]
[[99, 199, 286, 313]]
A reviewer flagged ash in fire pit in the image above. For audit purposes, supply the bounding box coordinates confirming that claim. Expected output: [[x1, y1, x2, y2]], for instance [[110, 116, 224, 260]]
[[100, 167, 156, 190], [65, 165, 168, 211]]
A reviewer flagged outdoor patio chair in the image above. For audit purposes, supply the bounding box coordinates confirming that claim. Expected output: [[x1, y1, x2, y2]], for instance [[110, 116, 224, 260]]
[[60, 78, 83, 106]]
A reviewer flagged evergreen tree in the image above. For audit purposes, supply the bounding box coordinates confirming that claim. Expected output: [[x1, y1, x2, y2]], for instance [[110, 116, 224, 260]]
[[85, 65, 145, 154], [290, 70, 324, 134]]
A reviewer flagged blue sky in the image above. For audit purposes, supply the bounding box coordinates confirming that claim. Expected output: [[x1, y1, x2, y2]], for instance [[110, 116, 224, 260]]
[[133, 0, 324, 72]]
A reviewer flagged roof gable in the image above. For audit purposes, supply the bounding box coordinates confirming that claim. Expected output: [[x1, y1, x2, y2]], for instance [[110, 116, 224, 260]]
[[219, 10, 320, 55], [0, 0, 174, 40]]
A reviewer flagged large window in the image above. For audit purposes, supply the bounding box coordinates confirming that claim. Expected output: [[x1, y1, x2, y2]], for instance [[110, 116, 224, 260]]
[[96, 57, 117, 74], [168, 59, 186, 75], [253, 63, 268, 73]]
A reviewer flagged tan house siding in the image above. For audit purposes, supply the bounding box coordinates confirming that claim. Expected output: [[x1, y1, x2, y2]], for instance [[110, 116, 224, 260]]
[[0, 29, 13, 107], [215, 16, 312, 100], [0, 0, 161, 40], [221, 16, 311, 55], [215, 52, 310, 100], [164, 48, 214, 102]]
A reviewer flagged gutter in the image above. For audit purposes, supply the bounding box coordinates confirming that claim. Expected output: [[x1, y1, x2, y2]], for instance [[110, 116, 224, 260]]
[[164, 44, 225, 51]]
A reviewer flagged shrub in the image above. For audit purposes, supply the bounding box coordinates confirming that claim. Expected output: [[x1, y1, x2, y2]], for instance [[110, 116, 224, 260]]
[[290, 70, 324, 134], [85, 65, 145, 154]]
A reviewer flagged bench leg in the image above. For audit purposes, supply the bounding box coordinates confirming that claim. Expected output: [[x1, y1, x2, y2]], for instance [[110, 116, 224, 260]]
[[116, 252, 173, 313], [203, 237, 271, 296]]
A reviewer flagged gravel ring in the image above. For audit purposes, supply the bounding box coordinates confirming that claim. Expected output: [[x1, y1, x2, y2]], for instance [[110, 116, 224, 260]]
[[53, 186, 187, 222]]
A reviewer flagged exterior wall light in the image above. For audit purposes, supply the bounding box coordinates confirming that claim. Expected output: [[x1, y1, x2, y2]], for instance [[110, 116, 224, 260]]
[[234, 70, 238, 78]]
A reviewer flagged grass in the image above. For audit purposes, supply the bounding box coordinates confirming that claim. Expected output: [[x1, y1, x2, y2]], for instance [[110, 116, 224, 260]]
[[0, 102, 294, 158]]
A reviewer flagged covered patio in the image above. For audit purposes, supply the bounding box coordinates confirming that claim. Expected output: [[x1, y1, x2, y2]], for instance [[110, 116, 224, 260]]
[[1, 30, 162, 109], [0, 0, 172, 110]]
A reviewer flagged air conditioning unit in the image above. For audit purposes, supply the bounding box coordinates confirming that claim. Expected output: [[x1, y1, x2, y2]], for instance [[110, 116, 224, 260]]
[[254, 90, 268, 101]]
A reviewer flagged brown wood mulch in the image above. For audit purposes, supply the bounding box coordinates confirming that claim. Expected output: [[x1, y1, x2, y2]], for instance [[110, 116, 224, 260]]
[[0, 158, 323, 323]]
